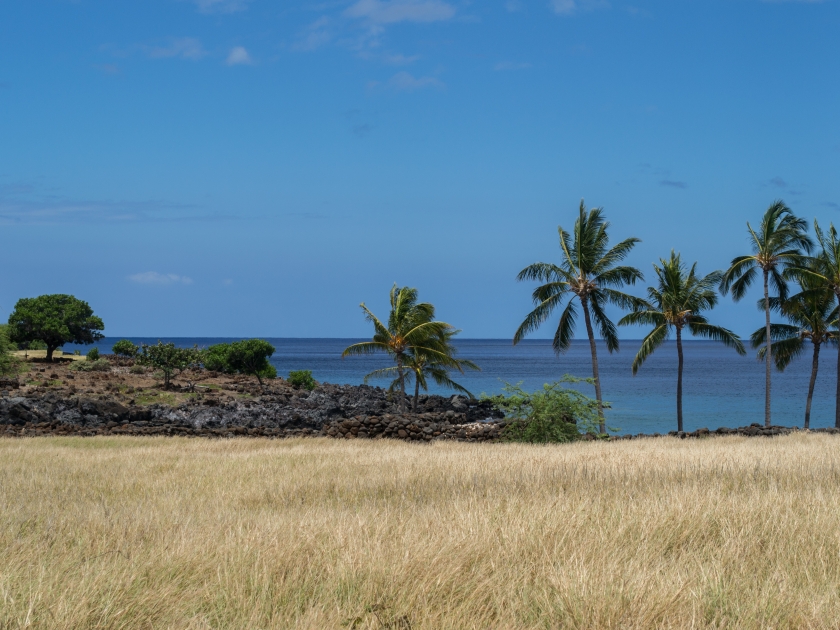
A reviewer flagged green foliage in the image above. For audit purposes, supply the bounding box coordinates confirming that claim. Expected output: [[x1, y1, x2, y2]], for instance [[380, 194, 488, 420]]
[[111, 339, 139, 358], [203, 343, 231, 372], [202, 339, 276, 386], [0, 324, 21, 376], [70, 358, 112, 373], [129, 364, 147, 374], [483, 377, 607, 443], [288, 370, 316, 391], [25, 340, 48, 350], [136, 342, 202, 389], [86, 347, 100, 361], [7, 294, 104, 362]]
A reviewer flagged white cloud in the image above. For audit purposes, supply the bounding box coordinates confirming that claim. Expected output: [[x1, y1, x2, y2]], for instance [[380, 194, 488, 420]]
[[129, 272, 193, 285], [388, 71, 444, 91], [494, 61, 531, 71], [146, 37, 207, 60], [505, 0, 523, 11], [382, 52, 420, 65], [226, 46, 252, 66], [345, 0, 456, 24], [550, 0, 609, 15], [191, 0, 250, 14]]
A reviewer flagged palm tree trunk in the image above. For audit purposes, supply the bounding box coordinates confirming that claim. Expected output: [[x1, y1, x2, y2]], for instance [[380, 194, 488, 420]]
[[413, 374, 420, 412], [397, 355, 406, 413], [676, 326, 684, 433], [580, 297, 605, 434], [805, 342, 820, 430], [763, 270, 772, 427]]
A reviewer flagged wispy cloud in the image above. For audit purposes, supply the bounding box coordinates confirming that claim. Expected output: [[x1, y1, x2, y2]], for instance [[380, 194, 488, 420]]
[[550, 0, 609, 15], [129, 272, 193, 285], [387, 71, 444, 91], [93, 63, 121, 76], [226, 46, 253, 66], [145, 37, 207, 60], [189, 0, 250, 14], [660, 180, 688, 189], [294, 17, 332, 51], [494, 61, 531, 71], [345, 0, 456, 24], [769, 176, 787, 188], [382, 52, 421, 65], [823, 201, 840, 210], [505, 0, 523, 11]]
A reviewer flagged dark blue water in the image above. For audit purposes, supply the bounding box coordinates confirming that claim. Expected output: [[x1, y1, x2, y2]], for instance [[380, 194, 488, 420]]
[[65, 338, 838, 435]]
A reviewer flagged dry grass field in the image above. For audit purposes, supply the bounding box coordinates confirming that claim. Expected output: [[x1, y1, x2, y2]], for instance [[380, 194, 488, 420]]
[[2, 435, 840, 629]]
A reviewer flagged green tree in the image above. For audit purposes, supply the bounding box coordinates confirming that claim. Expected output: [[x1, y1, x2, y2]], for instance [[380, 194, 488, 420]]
[[782, 221, 840, 428], [7, 294, 104, 362], [136, 341, 202, 389], [720, 201, 813, 427], [751, 283, 838, 429], [620, 251, 745, 432], [514, 200, 644, 433], [342, 285, 453, 413], [366, 328, 480, 411], [225, 339, 277, 387], [111, 339, 139, 358]]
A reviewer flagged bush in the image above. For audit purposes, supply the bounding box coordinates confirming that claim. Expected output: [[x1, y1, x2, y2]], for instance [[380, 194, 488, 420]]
[[202, 339, 276, 386], [129, 364, 147, 374], [112, 340, 139, 358], [25, 340, 48, 351], [136, 342, 202, 389], [0, 324, 21, 376], [70, 359, 112, 373], [288, 370, 316, 391], [482, 377, 607, 443], [87, 347, 100, 361]]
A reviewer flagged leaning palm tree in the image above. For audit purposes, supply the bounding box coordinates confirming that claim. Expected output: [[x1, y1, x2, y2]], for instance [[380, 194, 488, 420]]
[[619, 251, 745, 432], [342, 284, 453, 412], [785, 220, 840, 428], [751, 283, 838, 429], [720, 200, 812, 427], [368, 332, 481, 411], [515, 200, 644, 433]]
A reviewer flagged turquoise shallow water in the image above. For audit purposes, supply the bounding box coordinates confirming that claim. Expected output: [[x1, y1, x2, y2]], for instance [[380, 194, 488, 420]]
[[67, 338, 838, 435]]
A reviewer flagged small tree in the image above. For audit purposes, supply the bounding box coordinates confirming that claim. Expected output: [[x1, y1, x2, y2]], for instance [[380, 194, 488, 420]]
[[112, 339, 139, 358], [7, 294, 104, 362], [137, 341, 202, 389], [225, 339, 277, 387]]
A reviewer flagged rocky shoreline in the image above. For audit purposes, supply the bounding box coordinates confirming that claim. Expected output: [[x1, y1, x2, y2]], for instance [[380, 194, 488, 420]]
[[0, 384, 834, 442]]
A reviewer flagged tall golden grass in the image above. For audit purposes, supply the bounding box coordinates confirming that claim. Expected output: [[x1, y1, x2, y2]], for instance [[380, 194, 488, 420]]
[[2, 434, 840, 628]]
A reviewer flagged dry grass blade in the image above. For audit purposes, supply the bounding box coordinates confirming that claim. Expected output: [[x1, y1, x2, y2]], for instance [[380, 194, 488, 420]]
[[1, 435, 840, 628]]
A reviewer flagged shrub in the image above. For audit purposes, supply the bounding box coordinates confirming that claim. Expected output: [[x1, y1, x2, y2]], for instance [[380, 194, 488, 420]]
[[70, 359, 112, 373], [86, 347, 100, 361], [482, 377, 608, 443], [288, 370, 316, 391], [203, 344, 231, 373], [129, 364, 147, 374], [136, 342, 202, 389], [0, 324, 21, 376], [112, 340, 139, 358], [202, 339, 276, 387]]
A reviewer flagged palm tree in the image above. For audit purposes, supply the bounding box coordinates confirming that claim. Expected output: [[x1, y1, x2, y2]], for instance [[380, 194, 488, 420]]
[[784, 220, 840, 428], [720, 200, 812, 427], [751, 284, 838, 429], [342, 285, 453, 413], [514, 200, 644, 433], [619, 251, 745, 432], [367, 331, 481, 411]]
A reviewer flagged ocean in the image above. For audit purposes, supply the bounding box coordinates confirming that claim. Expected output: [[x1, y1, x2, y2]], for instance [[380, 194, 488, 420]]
[[65, 337, 838, 435]]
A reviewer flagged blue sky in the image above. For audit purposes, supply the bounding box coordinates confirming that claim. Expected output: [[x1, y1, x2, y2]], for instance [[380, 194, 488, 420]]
[[1, 0, 838, 339]]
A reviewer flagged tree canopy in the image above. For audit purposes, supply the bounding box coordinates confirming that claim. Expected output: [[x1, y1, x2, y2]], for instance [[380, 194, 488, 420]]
[[7, 294, 104, 362]]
